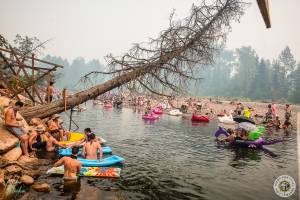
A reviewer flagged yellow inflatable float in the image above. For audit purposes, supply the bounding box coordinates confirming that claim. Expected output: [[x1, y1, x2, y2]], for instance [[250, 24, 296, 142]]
[[59, 132, 85, 145]]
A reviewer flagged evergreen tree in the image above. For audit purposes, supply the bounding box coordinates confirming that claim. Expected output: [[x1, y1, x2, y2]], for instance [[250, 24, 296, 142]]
[[277, 46, 296, 97], [250, 59, 270, 100], [231, 46, 258, 97], [288, 63, 300, 103]]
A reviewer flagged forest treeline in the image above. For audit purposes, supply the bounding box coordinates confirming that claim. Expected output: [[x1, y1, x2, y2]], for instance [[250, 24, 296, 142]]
[[43, 55, 105, 90], [44, 45, 300, 103], [191, 46, 300, 103]]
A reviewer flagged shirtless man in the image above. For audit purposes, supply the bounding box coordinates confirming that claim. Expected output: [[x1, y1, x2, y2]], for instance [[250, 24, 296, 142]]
[[28, 125, 47, 151], [47, 114, 70, 141], [46, 81, 55, 103], [44, 132, 66, 152], [54, 147, 82, 181], [5, 101, 29, 157], [81, 133, 102, 160]]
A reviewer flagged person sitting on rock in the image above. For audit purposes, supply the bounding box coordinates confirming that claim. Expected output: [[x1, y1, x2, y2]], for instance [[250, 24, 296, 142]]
[[44, 132, 66, 152], [54, 146, 82, 181], [47, 114, 70, 141], [4, 101, 30, 157], [28, 125, 47, 152], [57, 119, 71, 141]]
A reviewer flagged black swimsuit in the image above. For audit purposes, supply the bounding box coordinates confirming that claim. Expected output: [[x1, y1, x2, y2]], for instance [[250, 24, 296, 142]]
[[32, 135, 46, 149]]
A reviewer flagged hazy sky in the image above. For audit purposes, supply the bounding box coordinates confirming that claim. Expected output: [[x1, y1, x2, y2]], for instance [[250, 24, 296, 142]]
[[1, 0, 300, 63]]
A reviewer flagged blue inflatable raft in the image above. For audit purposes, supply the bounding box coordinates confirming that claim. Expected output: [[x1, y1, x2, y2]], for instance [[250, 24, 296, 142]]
[[78, 155, 125, 167], [58, 146, 112, 156]]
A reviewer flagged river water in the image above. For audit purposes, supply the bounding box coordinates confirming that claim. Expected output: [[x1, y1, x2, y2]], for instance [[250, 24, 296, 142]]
[[27, 102, 298, 200]]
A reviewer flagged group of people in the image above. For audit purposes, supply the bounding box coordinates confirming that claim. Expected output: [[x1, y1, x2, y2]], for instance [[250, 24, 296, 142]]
[[4, 101, 103, 162], [266, 103, 292, 131], [4, 101, 67, 157], [220, 128, 250, 142], [53, 128, 103, 181]]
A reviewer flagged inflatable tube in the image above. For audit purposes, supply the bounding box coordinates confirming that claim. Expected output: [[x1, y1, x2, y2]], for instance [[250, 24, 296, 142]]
[[93, 101, 103, 105], [104, 103, 112, 108], [78, 155, 124, 167], [218, 115, 236, 124], [58, 146, 112, 156], [59, 133, 106, 145], [59, 132, 85, 145], [214, 127, 282, 148], [214, 127, 229, 138], [191, 114, 209, 122], [153, 108, 163, 115], [169, 109, 183, 116], [233, 116, 255, 124], [248, 126, 265, 140], [238, 122, 257, 132], [142, 114, 159, 120]]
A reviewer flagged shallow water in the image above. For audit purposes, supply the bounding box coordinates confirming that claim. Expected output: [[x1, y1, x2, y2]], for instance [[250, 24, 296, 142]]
[[26, 103, 298, 200]]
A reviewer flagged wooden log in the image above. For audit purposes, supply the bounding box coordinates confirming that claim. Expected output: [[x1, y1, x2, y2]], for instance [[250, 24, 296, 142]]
[[257, 0, 271, 28], [21, 65, 151, 120]]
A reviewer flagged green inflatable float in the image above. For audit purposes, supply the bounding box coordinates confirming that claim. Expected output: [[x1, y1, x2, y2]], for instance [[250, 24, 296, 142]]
[[248, 126, 265, 140]]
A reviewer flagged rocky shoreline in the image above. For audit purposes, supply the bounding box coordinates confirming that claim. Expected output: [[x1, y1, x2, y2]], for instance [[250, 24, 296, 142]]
[[0, 97, 52, 199]]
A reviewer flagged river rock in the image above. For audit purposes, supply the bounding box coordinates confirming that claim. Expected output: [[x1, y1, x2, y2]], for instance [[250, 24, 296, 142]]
[[2, 147, 22, 162], [21, 175, 34, 185], [0, 169, 6, 200], [18, 155, 38, 164], [32, 183, 50, 193], [0, 123, 19, 154], [0, 96, 11, 107], [5, 165, 22, 174]]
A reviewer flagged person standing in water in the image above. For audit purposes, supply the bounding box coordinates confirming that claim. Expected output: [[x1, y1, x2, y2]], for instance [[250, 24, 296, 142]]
[[81, 133, 102, 160], [54, 147, 82, 181], [271, 103, 277, 119]]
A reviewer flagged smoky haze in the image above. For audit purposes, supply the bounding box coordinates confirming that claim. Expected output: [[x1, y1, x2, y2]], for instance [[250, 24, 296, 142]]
[[0, 0, 299, 62]]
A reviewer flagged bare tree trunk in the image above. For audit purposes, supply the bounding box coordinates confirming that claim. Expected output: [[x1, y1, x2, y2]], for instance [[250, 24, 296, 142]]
[[20, 0, 246, 121], [20, 65, 150, 120]]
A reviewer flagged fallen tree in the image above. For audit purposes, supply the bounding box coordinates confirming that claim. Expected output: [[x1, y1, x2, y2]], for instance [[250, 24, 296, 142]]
[[20, 0, 246, 121]]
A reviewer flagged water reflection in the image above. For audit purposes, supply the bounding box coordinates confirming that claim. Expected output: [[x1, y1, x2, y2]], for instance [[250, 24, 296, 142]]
[[27, 103, 297, 200]]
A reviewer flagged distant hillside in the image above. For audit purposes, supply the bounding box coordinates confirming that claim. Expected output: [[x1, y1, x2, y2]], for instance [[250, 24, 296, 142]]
[[43, 55, 107, 91]]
